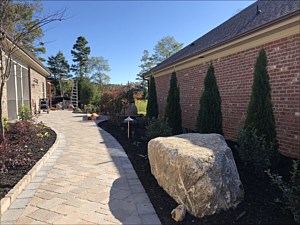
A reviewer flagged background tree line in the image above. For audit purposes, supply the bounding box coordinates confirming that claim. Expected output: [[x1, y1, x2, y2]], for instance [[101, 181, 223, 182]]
[[47, 36, 111, 109]]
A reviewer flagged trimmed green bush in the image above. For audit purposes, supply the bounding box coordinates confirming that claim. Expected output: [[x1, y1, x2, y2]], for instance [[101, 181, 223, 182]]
[[146, 76, 158, 119], [19, 104, 32, 121], [196, 63, 223, 134], [237, 127, 271, 176], [267, 160, 300, 223], [244, 49, 278, 153], [164, 71, 182, 135], [239, 49, 278, 170], [146, 118, 172, 141], [2, 117, 8, 132]]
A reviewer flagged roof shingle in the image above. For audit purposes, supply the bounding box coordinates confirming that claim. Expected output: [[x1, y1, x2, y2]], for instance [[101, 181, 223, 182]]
[[148, 0, 300, 74]]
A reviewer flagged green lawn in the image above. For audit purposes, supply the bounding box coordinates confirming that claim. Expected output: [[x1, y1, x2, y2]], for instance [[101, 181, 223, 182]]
[[135, 99, 147, 115]]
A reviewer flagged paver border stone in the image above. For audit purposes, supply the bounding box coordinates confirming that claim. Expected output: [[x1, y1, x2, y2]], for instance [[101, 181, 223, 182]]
[[0, 127, 60, 216]]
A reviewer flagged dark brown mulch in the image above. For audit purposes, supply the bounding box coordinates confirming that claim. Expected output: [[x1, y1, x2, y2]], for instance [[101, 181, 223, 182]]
[[0, 121, 56, 199], [99, 120, 296, 225]]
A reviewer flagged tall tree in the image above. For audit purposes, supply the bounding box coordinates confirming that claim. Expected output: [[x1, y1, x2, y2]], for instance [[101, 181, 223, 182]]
[[0, 0, 65, 142], [244, 49, 278, 158], [136, 37, 183, 98], [79, 77, 96, 106], [164, 72, 182, 135], [152, 36, 183, 65], [18, 1, 46, 62], [71, 36, 90, 78], [88, 56, 110, 88], [196, 64, 223, 134], [146, 76, 158, 119], [88, 56, 110, 106], [136, 50, 154, 98], [0, 1, 46, 61], [47, 51, 70, 96]]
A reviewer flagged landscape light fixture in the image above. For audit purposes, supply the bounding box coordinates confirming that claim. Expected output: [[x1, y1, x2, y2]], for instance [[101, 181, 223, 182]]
[[124, 116, 134, 139]]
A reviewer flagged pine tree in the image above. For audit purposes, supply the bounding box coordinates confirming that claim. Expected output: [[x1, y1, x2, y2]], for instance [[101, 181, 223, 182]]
[[47, 51, 70, 96], [164, 72, 182, 135], [71, 36, 91, 78], [196, 64, 223, 134], [146, 76, 158, 119], [244, 49, 278, 157], [71, 36, 91, 105]]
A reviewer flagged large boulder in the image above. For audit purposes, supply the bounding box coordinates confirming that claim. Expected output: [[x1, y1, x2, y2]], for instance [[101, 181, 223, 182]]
[[148, 133, 244, 218]]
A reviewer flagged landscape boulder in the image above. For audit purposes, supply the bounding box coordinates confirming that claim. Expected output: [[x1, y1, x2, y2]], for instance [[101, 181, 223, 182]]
[[120, 103, 138, 116], [148, 133, 244, 218]]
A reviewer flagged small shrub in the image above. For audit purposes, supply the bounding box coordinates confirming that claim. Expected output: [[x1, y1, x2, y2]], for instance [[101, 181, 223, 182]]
[[2, 117, 8, 132], [267, 160, 300, 223], [19, 104, 32, 121], [109, 115, 122, 126], [73, 107, 82, 113], [237, 127, 272, 176], [146, 118, 172, 141], [135, 99, 147, 115]]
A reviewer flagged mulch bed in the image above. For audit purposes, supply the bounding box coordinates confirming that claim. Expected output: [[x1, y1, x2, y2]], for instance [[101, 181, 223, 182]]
[[0, 120, 56, 199], [99, 120, 296, 225]]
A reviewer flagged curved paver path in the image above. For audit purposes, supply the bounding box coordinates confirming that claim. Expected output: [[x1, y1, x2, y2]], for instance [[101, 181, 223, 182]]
[[0, 110, 161, 225]]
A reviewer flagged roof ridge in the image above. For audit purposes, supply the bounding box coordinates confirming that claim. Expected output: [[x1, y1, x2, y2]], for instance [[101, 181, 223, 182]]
[[146, 0, 300, 75]]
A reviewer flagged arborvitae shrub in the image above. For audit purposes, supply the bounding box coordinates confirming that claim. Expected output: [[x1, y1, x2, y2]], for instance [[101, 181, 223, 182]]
[[146, 118, 172, 141], [164, 72, 182, 135], [146, 76, 159, 119], [238, 48, 279, 173], [196, 64, 223, 134]]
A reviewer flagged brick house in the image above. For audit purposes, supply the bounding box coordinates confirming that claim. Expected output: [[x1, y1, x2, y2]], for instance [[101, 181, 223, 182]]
[[1, 36, 50, 120], [144, 1, 300, 158]]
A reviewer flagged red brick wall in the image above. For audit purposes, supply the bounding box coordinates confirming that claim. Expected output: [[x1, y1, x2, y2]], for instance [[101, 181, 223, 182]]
[[155, 34, 300, 159]]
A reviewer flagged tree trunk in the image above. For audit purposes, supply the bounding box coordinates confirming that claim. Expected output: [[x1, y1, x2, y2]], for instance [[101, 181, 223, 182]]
[[59, 79, 64, 97], [0, 81, 5, 143]]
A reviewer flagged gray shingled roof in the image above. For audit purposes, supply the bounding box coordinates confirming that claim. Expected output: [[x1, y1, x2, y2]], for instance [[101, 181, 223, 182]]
[[1, 30, 51, 76], [147, 0, 300, 74]]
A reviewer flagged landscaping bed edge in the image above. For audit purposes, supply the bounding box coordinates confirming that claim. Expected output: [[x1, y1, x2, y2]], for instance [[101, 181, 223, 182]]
[[0, 127, 60, 216]]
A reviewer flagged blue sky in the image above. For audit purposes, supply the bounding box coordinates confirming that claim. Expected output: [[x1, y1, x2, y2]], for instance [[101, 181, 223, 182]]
[[41, 1, 255, 84]]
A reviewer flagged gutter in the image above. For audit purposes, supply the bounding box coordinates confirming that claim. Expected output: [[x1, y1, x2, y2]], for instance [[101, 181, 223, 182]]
[[0, 31, 51, 77]]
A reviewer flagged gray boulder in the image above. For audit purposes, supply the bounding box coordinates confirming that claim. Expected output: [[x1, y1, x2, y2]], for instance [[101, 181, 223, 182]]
[[120, 103, 138, 116], [148, 133, 244, 218]]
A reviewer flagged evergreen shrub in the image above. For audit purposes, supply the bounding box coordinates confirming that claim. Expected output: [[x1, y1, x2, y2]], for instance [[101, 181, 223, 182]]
[[196, 63, 223, 134], [146, 76, 158, 119], [267, 160, 300, 223], [19, 104, 32, 121], [238, 49, 279, 173], [164, 72, 182, 135], [146, 118, 172, 141]]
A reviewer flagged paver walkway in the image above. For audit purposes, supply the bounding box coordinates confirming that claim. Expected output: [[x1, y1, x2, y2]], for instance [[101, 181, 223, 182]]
[[1, 110, 161, 225]]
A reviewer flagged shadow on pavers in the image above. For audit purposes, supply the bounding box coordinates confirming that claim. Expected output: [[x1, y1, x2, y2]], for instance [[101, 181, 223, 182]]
[[93, 120, 160, 225]]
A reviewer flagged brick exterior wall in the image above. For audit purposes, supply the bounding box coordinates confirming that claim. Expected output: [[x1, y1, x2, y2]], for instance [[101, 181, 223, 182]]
[[155, 34, 300, 159], [30, 67, 47, 111]]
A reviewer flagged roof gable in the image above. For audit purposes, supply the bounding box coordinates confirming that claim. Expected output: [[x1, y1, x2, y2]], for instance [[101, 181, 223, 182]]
[[149, 0, 300, 74]]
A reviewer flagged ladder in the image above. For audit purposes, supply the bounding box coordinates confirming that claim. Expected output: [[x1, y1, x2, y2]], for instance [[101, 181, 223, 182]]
[[71, 79, 78, 108]]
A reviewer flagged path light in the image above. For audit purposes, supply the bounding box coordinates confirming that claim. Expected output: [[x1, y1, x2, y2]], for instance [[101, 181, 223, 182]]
[[124, 116, 135, 139]]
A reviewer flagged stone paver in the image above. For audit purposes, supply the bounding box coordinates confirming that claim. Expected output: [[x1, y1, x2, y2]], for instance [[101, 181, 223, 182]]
[[0, 111, 161, 224]]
